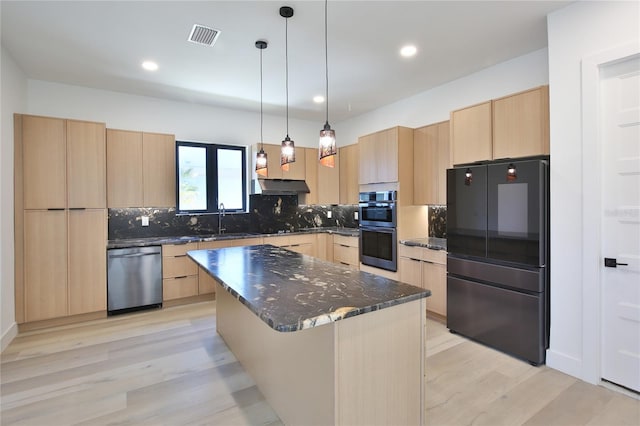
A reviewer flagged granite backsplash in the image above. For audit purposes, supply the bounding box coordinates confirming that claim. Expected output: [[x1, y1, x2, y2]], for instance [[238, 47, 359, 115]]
[[108, 195, 358, 240], [428, 205, 446, 238]]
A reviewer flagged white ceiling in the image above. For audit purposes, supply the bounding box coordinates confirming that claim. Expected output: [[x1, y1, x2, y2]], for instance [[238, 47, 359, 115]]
[[1, 1, 572, 122]]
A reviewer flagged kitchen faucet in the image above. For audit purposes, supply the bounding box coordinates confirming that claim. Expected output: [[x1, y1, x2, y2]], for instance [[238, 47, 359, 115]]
[[218, 203, 226, 234]]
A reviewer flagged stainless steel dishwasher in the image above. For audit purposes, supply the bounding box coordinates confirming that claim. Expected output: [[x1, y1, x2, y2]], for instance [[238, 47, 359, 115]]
[[107, 246, 162, 314]]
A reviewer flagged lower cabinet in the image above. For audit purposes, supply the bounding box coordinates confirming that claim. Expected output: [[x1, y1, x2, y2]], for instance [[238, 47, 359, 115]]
[[333, 234, 359, 269], [399, 245, 447, 317], [162, 243, 199, 300], [23, 209, 107, 323]]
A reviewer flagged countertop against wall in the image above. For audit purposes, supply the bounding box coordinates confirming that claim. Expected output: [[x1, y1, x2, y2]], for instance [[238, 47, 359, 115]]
[[107, 227, 360, 249]]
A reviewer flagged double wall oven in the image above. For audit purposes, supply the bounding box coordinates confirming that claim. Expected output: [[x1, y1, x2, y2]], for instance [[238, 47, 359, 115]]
[[359, 191, 397, 271]]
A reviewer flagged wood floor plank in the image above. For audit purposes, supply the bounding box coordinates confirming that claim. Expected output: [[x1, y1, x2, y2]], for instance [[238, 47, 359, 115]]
[[2, 300, 638, 426]]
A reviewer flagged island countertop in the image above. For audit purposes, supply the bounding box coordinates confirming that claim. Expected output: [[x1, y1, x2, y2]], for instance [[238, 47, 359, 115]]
[[188, 244, 430, 332]]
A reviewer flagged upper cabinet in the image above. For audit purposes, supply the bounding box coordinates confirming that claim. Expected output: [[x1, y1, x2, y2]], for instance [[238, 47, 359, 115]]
[[450, 85, 549, 166], [143, 132, 176, 207], [300, 147, 340, 205], [21, 116, 106, 209], [253, 143, 306, 181], [413, 120, 450, 205], [492, 85, 549, 159], [107, 129, 175, 208], [450, 101, 492, 165], [317, 148, 340, 205], [358, 126, 414, 204], [339, 144, 359, 204]]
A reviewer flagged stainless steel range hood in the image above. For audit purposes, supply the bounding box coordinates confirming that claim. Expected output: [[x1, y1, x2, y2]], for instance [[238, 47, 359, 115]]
[[255, 179, 310, 195]]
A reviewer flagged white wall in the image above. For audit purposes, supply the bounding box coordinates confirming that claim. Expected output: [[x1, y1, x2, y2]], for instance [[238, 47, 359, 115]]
[[26, 80, 322, 149], [1, 47, 27, 351], [338, 48, 549, 145], [546, 0, 639, 381]]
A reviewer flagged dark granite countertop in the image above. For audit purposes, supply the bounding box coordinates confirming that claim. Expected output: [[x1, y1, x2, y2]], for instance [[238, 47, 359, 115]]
[[107, 227, 359, 249], [188, 245, 430, 332], [399, 237, 447, 251]]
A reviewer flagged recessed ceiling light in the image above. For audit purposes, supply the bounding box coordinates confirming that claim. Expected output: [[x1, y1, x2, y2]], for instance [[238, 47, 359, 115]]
[[142, 60, 158, 71], [313, 95, 325, 103], [400, 45, 417, 58]]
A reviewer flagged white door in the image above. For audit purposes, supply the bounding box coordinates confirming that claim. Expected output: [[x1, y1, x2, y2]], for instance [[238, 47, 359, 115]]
[[601, 54, 640, 393]]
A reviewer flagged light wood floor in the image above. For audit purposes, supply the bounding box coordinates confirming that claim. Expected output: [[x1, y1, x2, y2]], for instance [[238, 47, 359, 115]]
[[1, 301, 638, 425]]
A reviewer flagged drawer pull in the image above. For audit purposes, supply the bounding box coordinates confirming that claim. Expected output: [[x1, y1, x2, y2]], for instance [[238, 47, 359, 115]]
[[174, 254, 187, 258], [175, 275, 189, 279]]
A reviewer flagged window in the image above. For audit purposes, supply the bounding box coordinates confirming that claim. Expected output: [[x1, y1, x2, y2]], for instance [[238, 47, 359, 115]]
[[176, 141, 247, 213]]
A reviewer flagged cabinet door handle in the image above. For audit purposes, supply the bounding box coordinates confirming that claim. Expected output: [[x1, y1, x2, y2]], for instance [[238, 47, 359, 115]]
[[47, 208, 65, 211], [175, 275, 189, 279], [69, 207, 86, 211], [409, 257, 421, 262], [174, 254, 187, 258]]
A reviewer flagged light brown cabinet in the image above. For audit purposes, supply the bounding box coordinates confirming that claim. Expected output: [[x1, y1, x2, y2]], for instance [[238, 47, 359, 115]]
[[68, 209, 107, 315], [358, 126, 413, 187], [413, 121, 450, 205], [23, 210, 68, 322], [333, 234, 359, 269], [22, 116, 66, 209], [67, 120, 107, 208], [162, 243, 199, 301], [16, 114, 108, 324], [339, 144, 359, 205], [143, 132, 176, 207], [317, 150, 340, 205], [492, 85, 549, 159], [450, 85, 549, 165], [107, 129, 175, 208], [398, 244, 447, 317], [450, 101, 492, 165], [303, 148, 319, 205]]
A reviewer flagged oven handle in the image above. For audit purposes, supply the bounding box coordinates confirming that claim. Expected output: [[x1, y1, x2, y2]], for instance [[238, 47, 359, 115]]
[[360, 226, 397, 234]]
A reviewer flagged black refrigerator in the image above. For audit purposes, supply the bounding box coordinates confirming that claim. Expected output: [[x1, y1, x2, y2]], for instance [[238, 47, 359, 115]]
[[446, 157, 549, 365]]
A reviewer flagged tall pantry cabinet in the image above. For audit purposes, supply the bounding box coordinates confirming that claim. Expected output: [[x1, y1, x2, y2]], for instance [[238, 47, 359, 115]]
[[15, 114, 107, 324]]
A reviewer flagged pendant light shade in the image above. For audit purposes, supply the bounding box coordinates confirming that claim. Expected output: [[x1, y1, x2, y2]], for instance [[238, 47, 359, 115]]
[[280, 6, 295, 171], [255, 40, 268, 177], [318, 0, 336, 168]]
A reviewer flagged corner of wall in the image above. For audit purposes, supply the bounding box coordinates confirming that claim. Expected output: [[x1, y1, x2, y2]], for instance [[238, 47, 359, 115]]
[[1, 321, 18, 352]]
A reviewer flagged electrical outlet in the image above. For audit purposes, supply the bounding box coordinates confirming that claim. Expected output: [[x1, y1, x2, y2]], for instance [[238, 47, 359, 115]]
[[141, 216, 149, 227], [327, 211, 332, 219], [354, 211, 358, 220]]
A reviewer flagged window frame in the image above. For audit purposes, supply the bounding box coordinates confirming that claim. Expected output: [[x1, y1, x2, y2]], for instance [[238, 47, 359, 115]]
[[175, 141, 247, 214]]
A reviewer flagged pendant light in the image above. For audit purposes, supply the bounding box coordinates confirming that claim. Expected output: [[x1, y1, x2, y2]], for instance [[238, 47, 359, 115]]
[[280, 6, 295, 171], [255, 40, 268, 177], [318, 0, 336, 168]]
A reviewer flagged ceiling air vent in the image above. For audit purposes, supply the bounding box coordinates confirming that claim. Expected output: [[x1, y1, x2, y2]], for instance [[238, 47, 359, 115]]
[[188, 24, 220, 47]]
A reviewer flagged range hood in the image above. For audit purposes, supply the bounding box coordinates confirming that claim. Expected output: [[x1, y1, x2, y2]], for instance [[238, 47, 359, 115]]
[[256, 179, 310, 195]]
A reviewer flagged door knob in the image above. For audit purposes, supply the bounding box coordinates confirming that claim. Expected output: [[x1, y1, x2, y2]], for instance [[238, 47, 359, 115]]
[[604, 257, 628, 268]]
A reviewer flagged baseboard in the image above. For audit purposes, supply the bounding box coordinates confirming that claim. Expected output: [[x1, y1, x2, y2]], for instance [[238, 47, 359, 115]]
[[546, 348, 583, 379], [1, 322, 18, 352]]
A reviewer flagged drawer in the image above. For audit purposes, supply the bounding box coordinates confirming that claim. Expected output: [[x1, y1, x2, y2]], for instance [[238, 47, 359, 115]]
[[199, 240, 233, 250], [334, 234, 358, 248], [287, 243, 314, 256], [422, 248, 446, 265], [398, 244, 422, 261], [163, 275, 198, 300], [163, 255, 198, 278], [263, 235, 290, 247], [334, 244, 359, 267], [289, 233, 315, 246], [162, 242, 198, 257]]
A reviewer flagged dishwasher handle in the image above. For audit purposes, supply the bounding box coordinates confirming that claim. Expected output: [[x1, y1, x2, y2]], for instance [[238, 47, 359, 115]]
[[109, 252, 159, 259]]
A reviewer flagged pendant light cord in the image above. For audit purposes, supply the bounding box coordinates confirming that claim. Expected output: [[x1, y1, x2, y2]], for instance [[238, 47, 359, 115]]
[[285, 16, 290, 136], [260, 46, 264, 149], [324, 0, 329, 126]]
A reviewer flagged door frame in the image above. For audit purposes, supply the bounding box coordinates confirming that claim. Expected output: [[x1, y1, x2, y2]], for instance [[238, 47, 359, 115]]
[[581, 41, 640, 385]]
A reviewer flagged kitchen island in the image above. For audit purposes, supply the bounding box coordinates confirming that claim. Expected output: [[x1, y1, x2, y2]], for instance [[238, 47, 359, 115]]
[[188, 244, 430, 425]]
